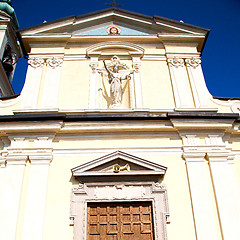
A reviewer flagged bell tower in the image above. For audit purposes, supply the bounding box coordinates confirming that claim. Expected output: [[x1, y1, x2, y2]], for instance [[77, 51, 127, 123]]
[[0, 0, 21, 96]]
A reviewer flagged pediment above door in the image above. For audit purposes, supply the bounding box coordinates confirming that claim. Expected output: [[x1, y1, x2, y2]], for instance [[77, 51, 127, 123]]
[[71, 150, 167, 181]]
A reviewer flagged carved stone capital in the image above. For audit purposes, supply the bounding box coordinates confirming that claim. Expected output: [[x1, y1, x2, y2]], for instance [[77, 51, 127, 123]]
[[72, 183, 86, 194], [0, 159, 6, 168], [185, 57, 201, 68], [167, 57, 184, 68], [152, 182, 166, 192], [46, 57, 63, 69], [28, 57, 44, 68], [133, 62, 141, 73], [89, 62, 99, 74]]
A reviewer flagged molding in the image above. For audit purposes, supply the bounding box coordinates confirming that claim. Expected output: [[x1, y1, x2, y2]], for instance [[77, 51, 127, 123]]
[[63, 54, 87, 61], [53, 147, 183, 156], [4, 155, 28, 165], [86, 41, 144, 57], [141, 54, 166, 61], [171, 118, 235, 131], [211, 97, 240, 114], [166, 53, 200, 59], [206, 152, 230, 162], [182, 152, 206, 162], [61, 121, 173, 133], [72, 150, 167, 176], [0, 94, 21, 108], [168, 111, 238, 119], [0, 121, 63, 133], [174, 108, 218, 112]]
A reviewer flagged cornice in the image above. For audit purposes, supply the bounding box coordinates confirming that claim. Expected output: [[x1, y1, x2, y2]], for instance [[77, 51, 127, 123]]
[[0, 111, 238, 122], [168, 112, 239, 119], [0, 120, 63, 133], [21, 33, 205, 42]]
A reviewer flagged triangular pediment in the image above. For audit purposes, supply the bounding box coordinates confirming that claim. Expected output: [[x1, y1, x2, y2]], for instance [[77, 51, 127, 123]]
[[72, 151, 167, 177], [19, 8, 209, 37]]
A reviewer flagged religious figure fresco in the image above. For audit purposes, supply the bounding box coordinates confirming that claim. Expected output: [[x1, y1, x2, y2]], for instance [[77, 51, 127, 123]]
[[106, 26, 121, 35], [103, 56, 133, 109]]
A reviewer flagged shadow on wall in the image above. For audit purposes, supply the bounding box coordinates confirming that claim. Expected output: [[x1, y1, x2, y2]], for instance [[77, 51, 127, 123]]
[[11, 57, 28, 94]]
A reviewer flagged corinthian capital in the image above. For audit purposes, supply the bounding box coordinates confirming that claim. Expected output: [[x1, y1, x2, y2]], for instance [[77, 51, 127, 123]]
[[28, 57, 44, 68], [167, 57, 184, 68], [185, 57, 201, 68], [46, 57, 63, 69]]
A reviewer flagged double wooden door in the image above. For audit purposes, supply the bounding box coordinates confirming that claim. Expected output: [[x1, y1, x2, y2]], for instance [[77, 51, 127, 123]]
[[87, 201, 154, 240]]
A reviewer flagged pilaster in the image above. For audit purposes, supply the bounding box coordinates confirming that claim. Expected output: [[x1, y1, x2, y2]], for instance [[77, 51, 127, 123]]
[[167, 57, 195, 109], [11, 135, 54, 240], [206, 150, 240, 240], [185, 57, 210, 108], [21, 156, 51, 240], [88, 55, 99, 109], [132, 56, 143, 108], [20, 57, 44, 109], [41, 57, 63, 109], [0, 136, 27, 240], [182, 135, 221, 240], [0, 134, 55, 240]]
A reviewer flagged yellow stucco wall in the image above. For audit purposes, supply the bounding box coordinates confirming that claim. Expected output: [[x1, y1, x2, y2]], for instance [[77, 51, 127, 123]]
[[58, 60, 90, 109], [141, 60, 175, 109]]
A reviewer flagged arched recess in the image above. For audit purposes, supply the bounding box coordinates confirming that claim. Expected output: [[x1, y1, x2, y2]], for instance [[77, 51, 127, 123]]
[[86, 42, 145, 110], [86, 41, 145, 57], [70, 151, 169, 240]]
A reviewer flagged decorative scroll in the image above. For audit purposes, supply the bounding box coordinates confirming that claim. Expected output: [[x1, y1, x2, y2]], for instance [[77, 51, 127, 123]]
[[133, 62, 141, 73], [46, 57, 63, 69], [167, 57, 184, 68], [185, 57, 201, 68], [72, 183, 85, 193], [0, 159, 6, 168], [153, 182, 166, 192], [89, 62, 99, 74], [28, 57, 44, 68]]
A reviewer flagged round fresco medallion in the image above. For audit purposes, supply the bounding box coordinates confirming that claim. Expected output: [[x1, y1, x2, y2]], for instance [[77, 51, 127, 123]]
[[106, 26, 121, 35]]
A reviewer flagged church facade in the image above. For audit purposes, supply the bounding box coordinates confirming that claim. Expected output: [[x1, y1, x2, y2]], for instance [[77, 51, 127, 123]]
[[0, 5, 240, 240]]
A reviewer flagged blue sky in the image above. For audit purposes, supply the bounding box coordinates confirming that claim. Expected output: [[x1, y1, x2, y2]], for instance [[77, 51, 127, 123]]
[[11, 0, 240, 97]]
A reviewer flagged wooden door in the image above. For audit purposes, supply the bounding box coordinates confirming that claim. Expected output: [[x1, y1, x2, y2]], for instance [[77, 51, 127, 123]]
[[87, 202, 154, 240]]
